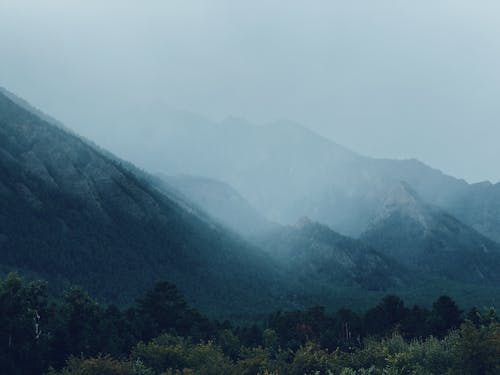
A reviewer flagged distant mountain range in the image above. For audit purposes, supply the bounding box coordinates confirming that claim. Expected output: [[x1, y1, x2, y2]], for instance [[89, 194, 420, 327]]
[[103, 107, 500, 291], [111, 114, 500, 243], [2, 87, 500, 317]]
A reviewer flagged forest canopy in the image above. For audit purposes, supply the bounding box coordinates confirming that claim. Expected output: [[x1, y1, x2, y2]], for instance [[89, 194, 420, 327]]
[[1, 273, 499, 375]]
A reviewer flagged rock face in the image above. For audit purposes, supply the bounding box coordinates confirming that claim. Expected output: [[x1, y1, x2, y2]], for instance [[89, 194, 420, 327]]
[[361, 183, 500, 285], [0, 89, 287, 316], [259, 219, 408, 291]]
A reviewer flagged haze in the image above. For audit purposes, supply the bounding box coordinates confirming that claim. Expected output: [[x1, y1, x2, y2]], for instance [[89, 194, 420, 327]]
[[1, 0, 500, 183]]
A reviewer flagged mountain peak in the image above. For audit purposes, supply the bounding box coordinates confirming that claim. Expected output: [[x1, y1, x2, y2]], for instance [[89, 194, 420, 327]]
[[295, 216, 314, 229]]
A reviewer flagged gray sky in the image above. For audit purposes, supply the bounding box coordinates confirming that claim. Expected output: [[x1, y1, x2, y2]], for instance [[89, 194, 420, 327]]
[[1, 0, 500, 183]]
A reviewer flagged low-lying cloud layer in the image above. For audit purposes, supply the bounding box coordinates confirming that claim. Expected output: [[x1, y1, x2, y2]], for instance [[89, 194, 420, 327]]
[[1, 0, 500, 182]]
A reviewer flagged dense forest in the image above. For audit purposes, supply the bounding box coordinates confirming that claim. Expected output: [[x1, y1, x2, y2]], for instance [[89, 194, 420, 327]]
[[1, 273, 499, 375]]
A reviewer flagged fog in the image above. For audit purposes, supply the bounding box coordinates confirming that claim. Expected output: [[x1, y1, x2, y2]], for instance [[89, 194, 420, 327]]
[[1, 0, 500, 182]]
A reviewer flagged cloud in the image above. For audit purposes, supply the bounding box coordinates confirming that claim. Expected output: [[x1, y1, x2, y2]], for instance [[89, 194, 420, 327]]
[[1, 0, 499, 182]]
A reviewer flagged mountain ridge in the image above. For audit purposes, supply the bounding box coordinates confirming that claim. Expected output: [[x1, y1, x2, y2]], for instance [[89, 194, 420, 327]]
[[114, 114, 500, 242], [0, 89, 290, 317], [2, 87, 500, 317], [361, 183, 500, 285], [258, 218, 409, 292]]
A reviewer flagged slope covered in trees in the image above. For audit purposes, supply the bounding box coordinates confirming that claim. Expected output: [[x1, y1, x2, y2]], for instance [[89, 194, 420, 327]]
[[0, 90, 288, 317], [258, 218, 408, 291], [361, 183, 500, 285]]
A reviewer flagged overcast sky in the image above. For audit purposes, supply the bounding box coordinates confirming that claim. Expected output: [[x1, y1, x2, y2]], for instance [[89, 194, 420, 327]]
[[1, 0, 500, 183]]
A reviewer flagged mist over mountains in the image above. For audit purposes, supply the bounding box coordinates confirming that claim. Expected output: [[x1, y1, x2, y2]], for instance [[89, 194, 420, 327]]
[[0, 89, 290, 316], [3, 2, 500, 372], [158, 173, 273, 238], [2, 87, 500, 317], [99, 110, 500, 244]]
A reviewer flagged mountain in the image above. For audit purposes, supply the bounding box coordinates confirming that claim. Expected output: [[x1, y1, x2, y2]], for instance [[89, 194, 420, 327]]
[[258, 218, 408, 292], [441, 181, 500, 244], [361, 183, 500, 285], [157, 174, 274, 237], [0, 89, 291, 317], [3, 87, 500, 317], [108, 114, 500, 242]]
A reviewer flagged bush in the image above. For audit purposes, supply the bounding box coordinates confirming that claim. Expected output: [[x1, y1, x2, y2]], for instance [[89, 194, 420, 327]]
[[131, 335, 232, 375], [46, 356, 135, 375]]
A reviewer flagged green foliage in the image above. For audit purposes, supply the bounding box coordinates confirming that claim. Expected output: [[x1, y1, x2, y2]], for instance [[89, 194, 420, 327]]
[[449, 320, 500, 374], [364, 295, 408, 336], [46, 356, 136, 375], [288, 342, 339, 374], [132, 336, 191, 373], [428, 295, 462, 338], [387, 335, 454, 374], [135, 282, 209, 341], [234, 346, 273, 375], [262, 329, 279, 354], [47, 320, 500, 375], [1, 273, 500, 375], [217, 329, 241, 359], [131, 335, 233, 375], [58, 288, 101, 355], [0, 273, 50, 374]]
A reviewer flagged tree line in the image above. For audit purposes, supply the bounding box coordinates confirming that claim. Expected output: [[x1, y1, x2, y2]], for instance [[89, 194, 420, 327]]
[[1, 273, 499, 374]]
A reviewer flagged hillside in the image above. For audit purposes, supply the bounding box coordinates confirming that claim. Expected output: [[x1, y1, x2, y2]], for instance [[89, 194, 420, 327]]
[[361, 183, 500, 285], [158, 174, 273, 237], [258, 218, 408, 291], [2, 88, 500, 319], [0, 90, 289, 317]]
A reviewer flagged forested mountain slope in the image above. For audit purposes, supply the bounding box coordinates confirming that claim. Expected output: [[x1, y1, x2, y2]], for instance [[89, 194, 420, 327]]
[[361, 183, 500, 285], [0, 90, 289, 317], [258, 217, 408, 292]]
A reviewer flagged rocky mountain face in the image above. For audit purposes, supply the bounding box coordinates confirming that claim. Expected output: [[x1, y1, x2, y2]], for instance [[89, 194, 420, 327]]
[[361, 183, 500, 285], [258, 218, 408, 291], [114, 115, 500, 243], [0, 90, 289, 316]]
